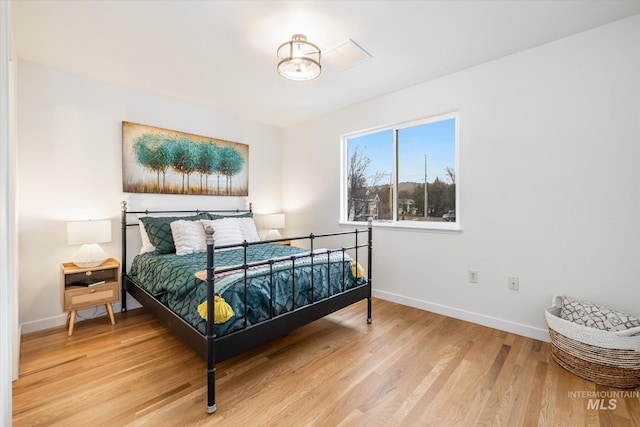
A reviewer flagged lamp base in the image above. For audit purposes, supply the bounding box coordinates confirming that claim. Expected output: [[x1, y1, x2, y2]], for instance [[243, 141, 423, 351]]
[[72, 244, 108, 268]]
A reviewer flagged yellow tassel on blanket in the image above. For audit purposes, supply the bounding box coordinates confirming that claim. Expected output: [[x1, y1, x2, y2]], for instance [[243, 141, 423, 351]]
[[197, 295, 235, 324], [351, 262, 365, 278]]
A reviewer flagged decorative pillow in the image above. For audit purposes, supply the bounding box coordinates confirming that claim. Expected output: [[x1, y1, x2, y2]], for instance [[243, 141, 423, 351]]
[[138, 220, 156, 254], [560, 296, 640, 332], [200, 218, 244, 247], [237, 217, 260, 243], [139, 214, 209, 254], [170, 220, 207, 255]]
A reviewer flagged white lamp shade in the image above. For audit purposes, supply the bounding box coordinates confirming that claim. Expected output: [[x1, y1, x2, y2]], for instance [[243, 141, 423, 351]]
[[67, 220, 112, 245], [67, 220, 112, 268], [263, 214, 285, 230]]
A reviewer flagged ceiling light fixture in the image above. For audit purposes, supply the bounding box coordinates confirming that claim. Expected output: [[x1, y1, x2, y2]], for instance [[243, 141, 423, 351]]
[[277, 34, 321, 81]]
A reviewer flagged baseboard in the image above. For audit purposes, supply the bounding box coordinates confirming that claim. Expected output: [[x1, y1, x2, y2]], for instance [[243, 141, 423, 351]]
[[372, 289, 550, 342], [20, 298, 142, 335]]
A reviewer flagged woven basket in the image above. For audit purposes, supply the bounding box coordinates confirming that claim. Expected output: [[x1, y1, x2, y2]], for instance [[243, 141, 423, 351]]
[[545, 294, 640, 388]]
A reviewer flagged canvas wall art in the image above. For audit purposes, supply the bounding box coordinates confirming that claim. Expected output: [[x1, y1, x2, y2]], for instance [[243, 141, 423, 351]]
[[122, 122, 249, 196]]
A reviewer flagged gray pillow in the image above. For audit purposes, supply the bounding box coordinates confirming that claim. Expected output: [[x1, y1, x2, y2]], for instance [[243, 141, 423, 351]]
[[560, 296, 640, 332]]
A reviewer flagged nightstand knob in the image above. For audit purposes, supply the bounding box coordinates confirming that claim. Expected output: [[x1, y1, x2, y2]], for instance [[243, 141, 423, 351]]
[[86, 271, 92, 276]]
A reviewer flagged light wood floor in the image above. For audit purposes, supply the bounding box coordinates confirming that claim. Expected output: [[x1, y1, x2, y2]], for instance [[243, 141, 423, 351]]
[[13, 298, 640, 426]]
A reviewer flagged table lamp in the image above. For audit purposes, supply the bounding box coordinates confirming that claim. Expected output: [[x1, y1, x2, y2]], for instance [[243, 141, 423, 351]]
[[67, 219, 112, 267], [263, 213, 285, 240]]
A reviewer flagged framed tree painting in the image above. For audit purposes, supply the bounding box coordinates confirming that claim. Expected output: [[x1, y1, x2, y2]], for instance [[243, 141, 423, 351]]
[[122, 122, 249, 196]]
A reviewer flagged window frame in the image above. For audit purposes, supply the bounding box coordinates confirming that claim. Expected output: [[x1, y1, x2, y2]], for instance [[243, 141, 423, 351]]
[[340, 112, 461, 231]]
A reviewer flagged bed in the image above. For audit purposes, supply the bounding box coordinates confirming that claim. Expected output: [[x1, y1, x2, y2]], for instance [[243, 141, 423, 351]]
[[120, 201, 373, 413]]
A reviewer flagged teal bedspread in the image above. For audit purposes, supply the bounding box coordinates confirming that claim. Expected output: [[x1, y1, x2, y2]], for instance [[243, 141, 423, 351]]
[[128, 243, 363, 336]]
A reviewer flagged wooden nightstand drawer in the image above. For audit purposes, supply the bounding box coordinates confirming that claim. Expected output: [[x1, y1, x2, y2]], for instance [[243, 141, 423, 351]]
[[64, 282, 119, 311]]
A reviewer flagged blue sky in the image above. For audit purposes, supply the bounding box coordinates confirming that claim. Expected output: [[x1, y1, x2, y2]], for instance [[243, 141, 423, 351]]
[[347, 117, 456, 185]]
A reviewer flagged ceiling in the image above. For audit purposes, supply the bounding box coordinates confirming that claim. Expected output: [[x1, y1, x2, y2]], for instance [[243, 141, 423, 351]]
[[11, 1, 640, 128]]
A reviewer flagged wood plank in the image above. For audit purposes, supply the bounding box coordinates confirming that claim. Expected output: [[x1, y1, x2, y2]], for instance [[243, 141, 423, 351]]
[[12, 298, 640, 425]]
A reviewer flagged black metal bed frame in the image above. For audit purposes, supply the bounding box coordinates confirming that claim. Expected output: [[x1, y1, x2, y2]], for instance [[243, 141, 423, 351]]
[[120, 201, 373, 413]]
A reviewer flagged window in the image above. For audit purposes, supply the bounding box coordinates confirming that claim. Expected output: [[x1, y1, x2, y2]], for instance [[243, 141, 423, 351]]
[[341, 113, 459, 230]]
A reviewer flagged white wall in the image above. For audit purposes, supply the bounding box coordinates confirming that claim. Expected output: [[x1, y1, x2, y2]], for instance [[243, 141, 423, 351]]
[[282, 15, 640, 340], [17, 61, 283, 331]]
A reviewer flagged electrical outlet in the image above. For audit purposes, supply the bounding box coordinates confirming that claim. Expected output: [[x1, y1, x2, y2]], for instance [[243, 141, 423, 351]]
[[468, 271, 478, 284], [508, 276, 519, 290]]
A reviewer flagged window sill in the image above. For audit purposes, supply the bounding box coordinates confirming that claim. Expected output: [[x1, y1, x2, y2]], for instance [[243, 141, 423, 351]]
[[339, 220, 462, 233]]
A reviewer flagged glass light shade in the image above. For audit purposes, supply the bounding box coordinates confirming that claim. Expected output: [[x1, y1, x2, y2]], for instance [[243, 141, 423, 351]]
[[67, 220, 112, 267], [277, 34, 321, 81]]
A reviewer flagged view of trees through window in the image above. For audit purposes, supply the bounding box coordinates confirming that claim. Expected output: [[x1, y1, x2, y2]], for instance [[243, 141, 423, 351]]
[[345, 114, 457, 225]]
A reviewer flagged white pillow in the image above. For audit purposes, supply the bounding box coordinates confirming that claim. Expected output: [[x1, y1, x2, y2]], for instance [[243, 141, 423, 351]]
[[237, 217, 260, 243], [170, 220, 207, 255], [200, 218, 244, 247], [139, 220, 156, 254]]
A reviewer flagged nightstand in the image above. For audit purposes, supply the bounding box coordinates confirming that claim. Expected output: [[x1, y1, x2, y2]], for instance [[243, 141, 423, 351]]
[[278, 240, 291, 246], [60, 258, 120, 336]]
